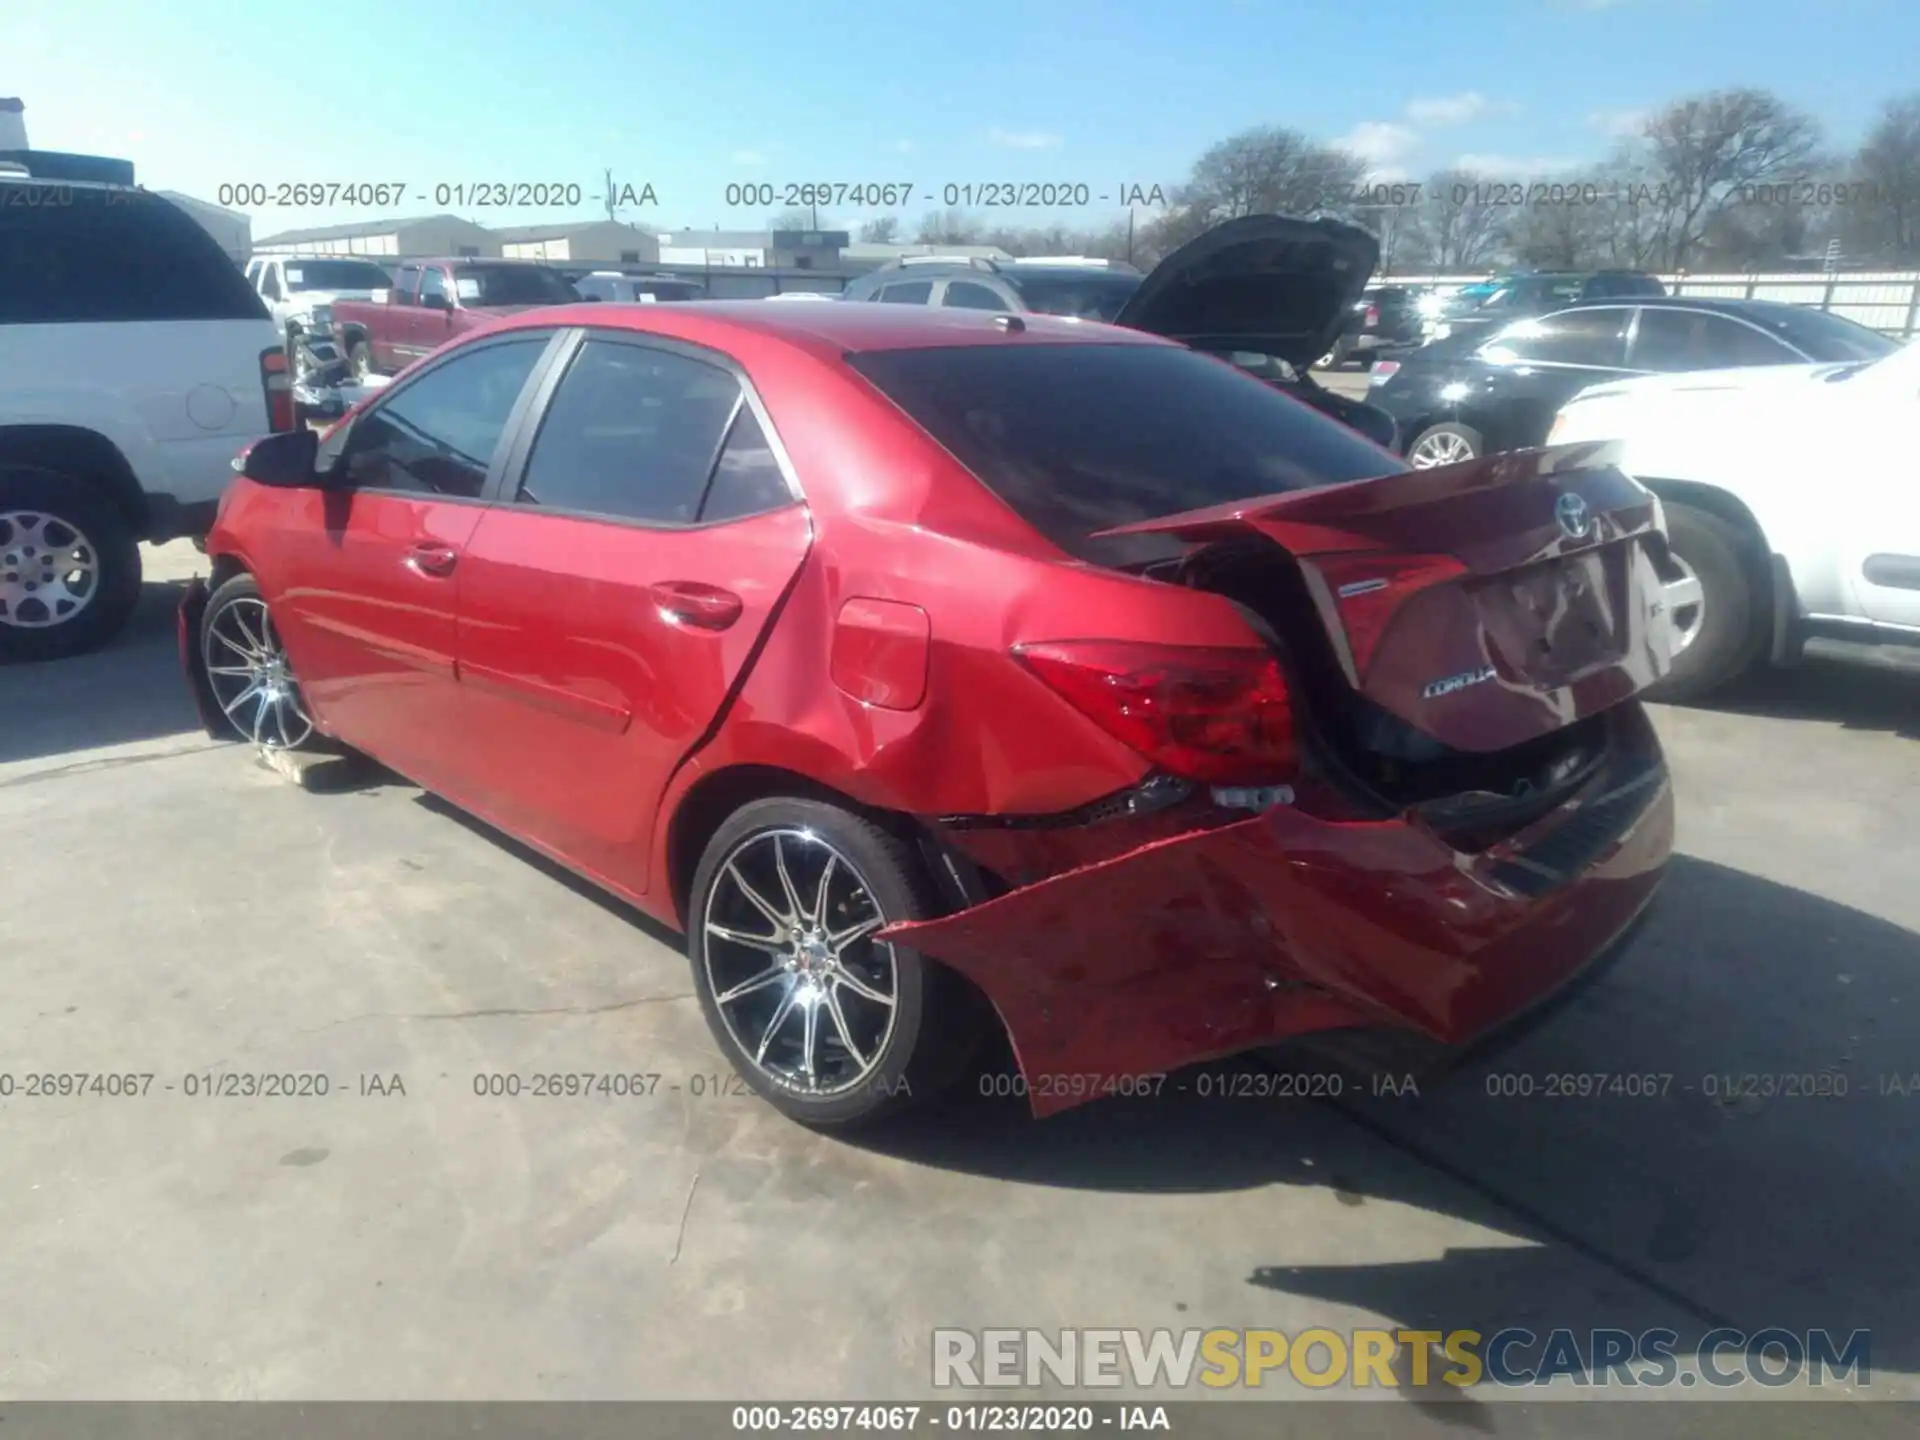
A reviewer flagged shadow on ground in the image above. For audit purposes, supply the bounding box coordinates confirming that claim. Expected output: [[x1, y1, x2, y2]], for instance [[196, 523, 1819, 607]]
[[0, 579, 203, 765], [850, 854, 1919, 1388], [1698, 658, 1920, 740]]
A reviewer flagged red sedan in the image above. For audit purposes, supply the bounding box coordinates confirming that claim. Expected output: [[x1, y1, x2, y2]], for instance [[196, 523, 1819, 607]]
[[181, 281, 1675, 1127]]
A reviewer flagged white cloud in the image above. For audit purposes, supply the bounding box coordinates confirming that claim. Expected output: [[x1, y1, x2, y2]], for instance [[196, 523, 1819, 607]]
[[1405, 92, 1515, 125], [1336, 121, 1422, 167], [988, 128, 1063, 150], [1588, 107, 1650, 138], [731, 149, 768, 166], [1453, 153, 1584, 176]]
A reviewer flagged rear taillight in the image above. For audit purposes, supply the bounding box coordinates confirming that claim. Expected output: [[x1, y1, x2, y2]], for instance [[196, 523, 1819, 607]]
[[1368, 359, 1400, 388], [261, 347, 294, 433], [1363, 304, 1379, 329], [1311, 552, 1468, 678], [1015, 640, 1297, 785]]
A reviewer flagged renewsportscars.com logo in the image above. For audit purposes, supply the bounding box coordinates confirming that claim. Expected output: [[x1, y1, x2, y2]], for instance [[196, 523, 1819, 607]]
[[932, 1327, 1872, 1391]]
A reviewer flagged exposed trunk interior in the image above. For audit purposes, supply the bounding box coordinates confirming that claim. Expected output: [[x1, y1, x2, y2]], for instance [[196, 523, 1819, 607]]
[[1157, 535, 1611, 847]]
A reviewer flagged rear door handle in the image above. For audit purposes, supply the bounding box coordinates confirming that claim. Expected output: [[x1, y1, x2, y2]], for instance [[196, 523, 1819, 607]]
[[406, 543, 459, 578], [648, 581, 743, 631]]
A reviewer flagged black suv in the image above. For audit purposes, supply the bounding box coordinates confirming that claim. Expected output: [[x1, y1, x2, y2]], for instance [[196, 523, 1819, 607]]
[[840, 229, 1401, 448], [1430, 270, 1665, 346], [1325, 284, 1427, 368], [573, 272, 707, 303]]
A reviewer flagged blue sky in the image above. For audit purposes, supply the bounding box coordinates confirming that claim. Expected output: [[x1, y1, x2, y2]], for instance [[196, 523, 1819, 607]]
[[6, 0, 1916, 236]]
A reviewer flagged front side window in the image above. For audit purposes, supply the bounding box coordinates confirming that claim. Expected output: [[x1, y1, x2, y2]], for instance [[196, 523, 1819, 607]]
[[1482, 308, 1631, 367], [514, 339, 743, 524], [259, 267, 283, 301], [336, 338, 548, 498]]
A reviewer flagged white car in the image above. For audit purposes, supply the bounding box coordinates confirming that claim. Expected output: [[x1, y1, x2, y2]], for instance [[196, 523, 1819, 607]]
[[1548, 338, 1920, 700], [2, 178, 291, 660], [244, 254, 392, 351]]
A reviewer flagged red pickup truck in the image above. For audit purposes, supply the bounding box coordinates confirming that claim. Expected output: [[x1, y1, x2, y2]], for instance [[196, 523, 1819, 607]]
[[331, 258, 582, 379]]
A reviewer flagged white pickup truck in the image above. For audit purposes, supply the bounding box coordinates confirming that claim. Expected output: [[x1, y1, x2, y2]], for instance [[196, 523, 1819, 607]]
[[1549, 337, 1920, 698], [243, 254, 393, 354]]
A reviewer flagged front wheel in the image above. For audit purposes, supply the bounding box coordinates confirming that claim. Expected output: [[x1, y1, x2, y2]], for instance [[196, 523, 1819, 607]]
[[1406, 421, 1482, 469], [199, 573, 321, 750], [0, 466, 142, 662], [687, 797, 983, 1127]]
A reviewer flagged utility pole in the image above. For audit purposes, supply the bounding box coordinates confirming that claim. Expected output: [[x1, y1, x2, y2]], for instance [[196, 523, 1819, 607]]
[[603, 168, 617, 222]]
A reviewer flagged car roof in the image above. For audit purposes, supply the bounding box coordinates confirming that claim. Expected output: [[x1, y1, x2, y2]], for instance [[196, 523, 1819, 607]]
[[481, 299, 1175, 360]]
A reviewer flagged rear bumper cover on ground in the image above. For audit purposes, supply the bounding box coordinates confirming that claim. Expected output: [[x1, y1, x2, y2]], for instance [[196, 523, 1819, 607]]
[[886, 738, 1673, 1117]]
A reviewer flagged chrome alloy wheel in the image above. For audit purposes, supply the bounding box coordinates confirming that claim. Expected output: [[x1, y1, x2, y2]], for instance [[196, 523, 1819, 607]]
[[701, 829, 898, 1096], [1408, 429, 1476, 468], [204, 595, 315, 749], [0, 510, 99, 629], [1658, 553, 1706, 657]]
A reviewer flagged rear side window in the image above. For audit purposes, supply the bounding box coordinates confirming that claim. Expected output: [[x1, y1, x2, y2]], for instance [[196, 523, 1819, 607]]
[[849, 344, 1402, 561], [699, 405, 793, 522], [877, 281, 933, 304], [1630, 309, 1794, 371], [0, 187, 267, 324], [514, 339, 743, 524], [942, 280, 1010, 311]]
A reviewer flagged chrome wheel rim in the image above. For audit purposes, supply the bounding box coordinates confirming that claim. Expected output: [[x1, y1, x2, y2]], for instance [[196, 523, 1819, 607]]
[[701, 829, 898, 1097], [1659, 554, 1706, 656], [0, 510, 99, 629], [1409, 430, 1475, 468], [204, 595, 315, 749]]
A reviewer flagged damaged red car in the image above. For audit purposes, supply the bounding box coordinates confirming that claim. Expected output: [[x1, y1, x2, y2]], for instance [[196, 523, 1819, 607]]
[[181, 215, 1675, 1126]]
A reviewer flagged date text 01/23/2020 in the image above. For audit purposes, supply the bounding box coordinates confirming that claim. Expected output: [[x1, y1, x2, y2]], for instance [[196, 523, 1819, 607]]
[[720, 182, 1169, 210]]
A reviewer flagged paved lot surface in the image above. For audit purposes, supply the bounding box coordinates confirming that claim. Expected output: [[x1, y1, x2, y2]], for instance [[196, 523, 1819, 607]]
[[2, 541, 1917, 1429]]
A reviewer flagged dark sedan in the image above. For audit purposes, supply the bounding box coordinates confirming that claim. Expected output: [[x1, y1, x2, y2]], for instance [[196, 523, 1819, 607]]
[[1368, 297, 1900, 467]]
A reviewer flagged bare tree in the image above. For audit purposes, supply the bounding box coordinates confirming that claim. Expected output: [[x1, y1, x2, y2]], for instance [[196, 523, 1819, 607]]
[[1640, 88, 1822, 269], [1399, 170, 1506, 271], [1840, 94, 1920, 263], [1143, 125, 1368, 255], [913, 207, 983, 245], [857, 215, 901, 244], [768, 207, 821, 232]]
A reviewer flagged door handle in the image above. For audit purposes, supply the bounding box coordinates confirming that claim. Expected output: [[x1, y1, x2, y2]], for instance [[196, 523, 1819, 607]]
[[648, 581, 743, 631], [406, 543, 459, 578]]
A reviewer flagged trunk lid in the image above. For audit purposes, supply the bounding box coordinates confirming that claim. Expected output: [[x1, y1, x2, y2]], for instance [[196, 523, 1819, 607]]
[[1112, 213, 1378, 368], [1096, 442, 1671, 754]]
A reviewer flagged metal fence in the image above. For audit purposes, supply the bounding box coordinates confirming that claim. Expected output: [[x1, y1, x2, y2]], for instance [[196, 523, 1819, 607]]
[[1376, 271, 1920, 340]]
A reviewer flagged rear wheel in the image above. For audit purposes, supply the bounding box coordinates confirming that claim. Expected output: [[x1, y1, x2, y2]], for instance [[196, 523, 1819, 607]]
[[199, 573, 321, 750], [0, 466, 142, 662], [1644, 502, 1767, 703], [687, 796, 983, 1127], [1406, 421, 1482, 468], [346, 339, 372, 381]]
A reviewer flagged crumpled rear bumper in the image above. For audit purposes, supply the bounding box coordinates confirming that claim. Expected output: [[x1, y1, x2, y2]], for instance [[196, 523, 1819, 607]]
[[884, 737, 1673, 1118]]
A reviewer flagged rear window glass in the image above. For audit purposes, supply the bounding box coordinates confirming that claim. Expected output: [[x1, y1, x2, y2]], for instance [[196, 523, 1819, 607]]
[[0, 186, 267, 324], [1753, 305, 1900, 362], [849, 344, 1402, 561], [1006, 272, 1140, 321]]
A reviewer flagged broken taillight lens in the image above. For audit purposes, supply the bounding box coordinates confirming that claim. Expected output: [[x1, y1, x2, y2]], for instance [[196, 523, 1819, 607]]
[[1363, 304, 1379, 328], [1015, 640, 1297, 785], [1311, 552, 1468, 679]]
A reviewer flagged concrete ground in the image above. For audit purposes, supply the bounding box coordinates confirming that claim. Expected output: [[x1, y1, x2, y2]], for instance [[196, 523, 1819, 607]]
[[1, 537, 1916, 1430]]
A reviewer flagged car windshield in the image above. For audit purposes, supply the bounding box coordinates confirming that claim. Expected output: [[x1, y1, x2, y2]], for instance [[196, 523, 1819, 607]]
[[1007, 272, 1142, 321], [1753, 305, 1901, 362], [850, 343, 1402, 563], [453, 265, 582, 305], [283, 260, 391, 291]]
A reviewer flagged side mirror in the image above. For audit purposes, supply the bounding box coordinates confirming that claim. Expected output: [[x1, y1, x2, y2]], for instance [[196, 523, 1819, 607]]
[[235, 428, 320, 487], [421, 291, 450, 312]]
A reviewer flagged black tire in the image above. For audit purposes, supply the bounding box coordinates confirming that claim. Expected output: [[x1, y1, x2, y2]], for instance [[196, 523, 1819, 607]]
[[1405, 421, 1483, 467], [199, 572, 326, 751], [1644, 501, 1767, 704], [0, 465, 142, 663], [687, 795, 985, 1128]]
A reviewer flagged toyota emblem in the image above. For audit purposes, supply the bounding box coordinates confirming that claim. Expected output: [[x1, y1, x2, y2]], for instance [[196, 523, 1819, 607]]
[[1555, 492, 1593, 540]]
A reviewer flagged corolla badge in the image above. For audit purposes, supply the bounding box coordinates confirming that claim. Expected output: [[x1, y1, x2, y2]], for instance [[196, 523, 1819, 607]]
[[1556, 491, 1594, 540], [1422, 665, 1498, 700]]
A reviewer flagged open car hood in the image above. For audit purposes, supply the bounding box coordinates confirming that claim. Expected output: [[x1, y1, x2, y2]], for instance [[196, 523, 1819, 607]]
[[1113, 214, 1379, 367]]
